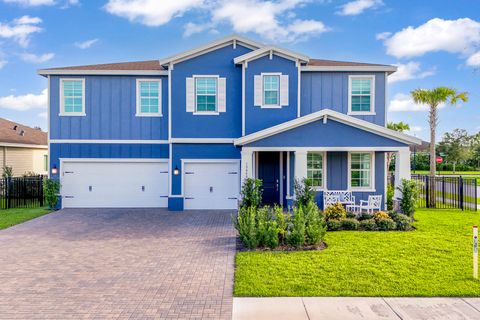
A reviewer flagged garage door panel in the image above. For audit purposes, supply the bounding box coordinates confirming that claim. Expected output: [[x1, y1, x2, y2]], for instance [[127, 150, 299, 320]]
[[61, 161, 168, 208]]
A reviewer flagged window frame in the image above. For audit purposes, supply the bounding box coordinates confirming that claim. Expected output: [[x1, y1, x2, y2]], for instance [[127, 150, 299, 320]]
[[306, 151, 327, 190], [136, 79, 163, 117], [59, 78, 86, 116], [194, 75, 219, 115], [348, 151, 376, 191], [348, 75, 375, 116], [261, 73, 281, 108]]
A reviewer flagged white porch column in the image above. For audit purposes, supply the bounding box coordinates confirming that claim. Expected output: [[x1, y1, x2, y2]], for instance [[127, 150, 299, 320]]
[[240, 148, 254, 181], [394, 147, 411, 199], [294, 150, 308, 185]]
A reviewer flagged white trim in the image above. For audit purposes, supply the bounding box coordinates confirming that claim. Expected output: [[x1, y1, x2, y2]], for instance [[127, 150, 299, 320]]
[[348, 75, 375, 116], [242, 63, 246, 136], [384, 151, 388, 209], [60, 158, 168, 163], [192, 112, 220, 116], [168, 143, 173, 197], [169, 138, 234, 144], [384, 71, 388, 126], [286, 151, 290, 197], [180, 159, 241, 197], [301, 65, 397, 73], [234, 46, 309, 65], [279, 151, 283, 206], [50, 139, 169, 144], [306, 151, 327, 191], [234, 109, 422, 146], [38, 69, 168, 76], [241, 146, 410, 152], [0, 142, 47, 149], [193, 75, 219, 114], [59, 78, 86, 116], [297, 60, 301, 117], [47, 74, 51, 178], [260, 72, 281, 108], [135, 79, 163, 117], [347, 151, 375, 191], [168, 64, 172, 198], [159, 35, 263, 66]]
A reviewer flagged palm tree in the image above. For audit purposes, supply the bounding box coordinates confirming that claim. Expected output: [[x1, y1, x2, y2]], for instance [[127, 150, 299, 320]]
[[411, 87, 469, 176], [386, 121, 410, 171]]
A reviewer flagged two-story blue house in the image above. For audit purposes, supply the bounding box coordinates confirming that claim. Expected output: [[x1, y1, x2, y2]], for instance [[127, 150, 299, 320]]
[[38, 35, 420, 211]]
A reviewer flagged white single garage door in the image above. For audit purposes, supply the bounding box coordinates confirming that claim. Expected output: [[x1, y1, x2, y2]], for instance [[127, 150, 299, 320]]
[[61, 160, 168, 208], [183, 161, 240, 210]]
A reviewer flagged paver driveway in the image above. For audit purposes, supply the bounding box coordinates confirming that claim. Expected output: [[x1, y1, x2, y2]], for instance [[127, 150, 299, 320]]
[[0, 208, 236, 320]]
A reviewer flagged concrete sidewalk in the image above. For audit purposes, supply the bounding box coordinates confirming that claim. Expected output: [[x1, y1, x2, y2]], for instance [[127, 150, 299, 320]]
[[233, 297, 480, 320]]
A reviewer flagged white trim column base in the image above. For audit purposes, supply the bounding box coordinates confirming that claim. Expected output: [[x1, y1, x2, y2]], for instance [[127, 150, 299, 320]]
[[294, 150, 308, 186], [394, 147, 411, 199], [241, 148, 254, 181]]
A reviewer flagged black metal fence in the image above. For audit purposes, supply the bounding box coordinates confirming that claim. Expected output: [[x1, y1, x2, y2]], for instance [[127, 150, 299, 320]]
[[389, 174, 478, 211], [0, 176, 45, 209]]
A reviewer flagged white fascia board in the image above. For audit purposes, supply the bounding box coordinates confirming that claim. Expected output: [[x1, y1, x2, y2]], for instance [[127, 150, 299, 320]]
[[50, 139, 169, 144], [38, 69, 168, 76], [159, 35, 264, 67], [301, 65, 397, 74], [234, 109, 422, 146], [0, 142, 47, 149], [234, 46, 310, 65], [170, 138, 234, 144]]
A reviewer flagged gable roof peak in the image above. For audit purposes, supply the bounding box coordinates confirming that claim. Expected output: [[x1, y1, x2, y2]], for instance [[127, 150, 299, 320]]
[[233, 45, 310, 65]]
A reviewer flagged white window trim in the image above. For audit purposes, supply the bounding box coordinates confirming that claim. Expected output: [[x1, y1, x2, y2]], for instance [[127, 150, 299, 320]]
[[136, 79, 162, 117], [348, 75, 376, 116], [306, 151, 327, 191], [348, 151, 376, 192], [59, 78, 86, 116], [193, 75, 219, 114], [261, 72, 282, 108]]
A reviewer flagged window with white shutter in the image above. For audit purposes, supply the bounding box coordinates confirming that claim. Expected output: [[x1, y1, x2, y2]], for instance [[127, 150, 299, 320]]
[[254, 73, 289, 108], [186, 76, 225, 115]]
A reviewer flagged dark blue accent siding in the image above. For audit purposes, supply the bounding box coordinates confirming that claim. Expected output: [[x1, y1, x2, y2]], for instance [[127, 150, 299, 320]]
[[245, 55, 298, 134], [301, 72, 386, 126], [171, 44, 251, 138], [245, 119, 407, 148], [168, 197, 184, 211], [50, 75, 168, 140]]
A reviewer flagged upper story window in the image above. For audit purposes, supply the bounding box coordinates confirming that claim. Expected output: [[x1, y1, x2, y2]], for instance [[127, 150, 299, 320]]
[[349, 152, 374, 190], [263, 75, 280, 107], [348, 75, 375, 115], [307, 152, 325, 189], [60, 78, 85, 116], [136, 79, 162, 117], [195, 77, 217, 112]]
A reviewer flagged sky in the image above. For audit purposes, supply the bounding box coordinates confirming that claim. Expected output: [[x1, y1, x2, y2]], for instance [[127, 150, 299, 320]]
[[0, 0, 479, 142]]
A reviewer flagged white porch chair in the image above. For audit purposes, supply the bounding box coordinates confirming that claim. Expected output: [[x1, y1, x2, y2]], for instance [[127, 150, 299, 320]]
[[347, 195, 383, 214], [323, 190, 355, 210], [323, 194, 340, 209]]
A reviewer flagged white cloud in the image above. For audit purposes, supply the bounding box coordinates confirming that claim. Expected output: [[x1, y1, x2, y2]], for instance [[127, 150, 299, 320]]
[[337, 0, 383, 16], [467, 51, 480, 66], [74, 38, 98, 49], [381, 18, 480, 65], [0, 59, 7, 69], [375, 31, 391, 40], [105, 0, 328, 42], [104, 0, 204, 27], [2, 0, 55, 6], [0, 15, 43, 47], [20, 52, 54, 63], [388, 61, 436, 83], [0, 89, 47, 111], [407, 126, 423, 134], [38, 111, 47, 119], [388, 93, 446, 112]]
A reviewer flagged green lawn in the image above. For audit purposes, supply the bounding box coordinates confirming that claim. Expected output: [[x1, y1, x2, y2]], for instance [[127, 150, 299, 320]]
[[0, 207, 50, 230], [234, 209, 480, 297]]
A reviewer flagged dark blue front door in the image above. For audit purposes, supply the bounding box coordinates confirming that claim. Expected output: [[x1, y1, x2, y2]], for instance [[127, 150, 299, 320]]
[[258, 152, 280, 205]]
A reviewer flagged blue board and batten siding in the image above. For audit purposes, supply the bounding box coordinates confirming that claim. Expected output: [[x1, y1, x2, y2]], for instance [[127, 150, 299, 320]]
[[49, 75, 168, 140], [301, 72, 386, 126]]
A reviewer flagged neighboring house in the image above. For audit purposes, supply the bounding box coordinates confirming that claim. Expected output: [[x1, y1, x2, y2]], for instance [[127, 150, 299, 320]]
[[38, 35, 421, 210], [0, 118, 48, 177]]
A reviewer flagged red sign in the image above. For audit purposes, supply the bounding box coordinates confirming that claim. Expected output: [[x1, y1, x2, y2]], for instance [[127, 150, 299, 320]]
[[436, 156, 443, 164]]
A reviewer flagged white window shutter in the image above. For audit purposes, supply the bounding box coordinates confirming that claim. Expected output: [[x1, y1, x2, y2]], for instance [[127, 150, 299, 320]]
[[217, 77, 226, 113], [254, 75, 262, 106], [280, 74, 289, 106], [186, 77, 195, 112]]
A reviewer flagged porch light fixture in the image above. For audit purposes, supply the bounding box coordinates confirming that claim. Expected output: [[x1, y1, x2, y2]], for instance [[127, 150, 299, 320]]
[[173, 166, 180, 176], [51, 165, 58, 175]]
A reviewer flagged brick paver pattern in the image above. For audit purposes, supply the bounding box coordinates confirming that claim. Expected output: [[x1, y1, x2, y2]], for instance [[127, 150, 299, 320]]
[[0, 208, 236, 320]]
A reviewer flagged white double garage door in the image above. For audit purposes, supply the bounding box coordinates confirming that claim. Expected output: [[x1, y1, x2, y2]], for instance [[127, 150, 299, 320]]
[[60, 159, 239, 209]]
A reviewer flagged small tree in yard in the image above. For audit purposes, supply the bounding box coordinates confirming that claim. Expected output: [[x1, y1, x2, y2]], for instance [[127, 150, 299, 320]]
[[2, 166, 13, 178], [437, 129, 472, 173], [43, 178, 60, 209], [294, 178, 315, 208], [397, 179, 419, 218], [240, 178, 263, 208]]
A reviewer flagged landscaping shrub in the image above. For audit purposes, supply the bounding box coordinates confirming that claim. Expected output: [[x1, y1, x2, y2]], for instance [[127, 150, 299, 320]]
[[43, 178, 60, 209], [286, 206, 306, 247], [234, 206, 259, 249], [359, 218, 377, 231], [358, 212, 374, 221], [390, 212, 413, 231], [326, 219, 342, 231], [340, 218, 359, 230], [376, 218, 397, 231], [346, 211, 356, 219], [397, 179, 419, 218], [264, 219, 280, 249], [2, 166, 12, 178], [304, 201, 327, 245], [255, 206, 270, 247], [373, 211, 390, 221], [274, 205, 288, 245], [240, 178, 263, 208], [324, 202, 346, 220], [294, 178, 315, 208], [386, 184, 394, 211]]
